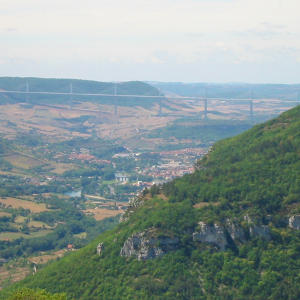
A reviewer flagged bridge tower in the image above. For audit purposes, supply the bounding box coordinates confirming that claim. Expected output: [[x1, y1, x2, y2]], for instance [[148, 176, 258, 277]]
[[159, 99, 162, 115], [157, 89, 163, 116], [114, 82, 118, 118], [249, 100, 254, 123], [69, 82, 73, 102], [25, 81, 29, 102], [204, 99, 208, 120], [203, 88, 208, 120], [249, 89, 254, 123]]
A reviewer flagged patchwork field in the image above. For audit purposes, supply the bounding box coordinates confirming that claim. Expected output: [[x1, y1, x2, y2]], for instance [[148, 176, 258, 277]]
[[83, 208, 123, 221], [0, 211, 11, 218], [0, 99, 296, 149], [28, 221, 52, 229], [28, 249, 67, 265], [0, 230, 52, 241], [49, 162, 76, 174], [0, 264, 30, 290], [0, 197, 49, 213], [3, 153, 44, 170]]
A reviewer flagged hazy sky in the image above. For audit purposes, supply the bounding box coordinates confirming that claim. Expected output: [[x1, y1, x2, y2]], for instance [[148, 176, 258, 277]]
[[1, 0, 300, 83]]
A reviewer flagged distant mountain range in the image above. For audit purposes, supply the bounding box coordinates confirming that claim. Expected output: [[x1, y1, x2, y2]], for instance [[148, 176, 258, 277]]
[[149, 81, 300, 100], [0, 77, 161, 108]]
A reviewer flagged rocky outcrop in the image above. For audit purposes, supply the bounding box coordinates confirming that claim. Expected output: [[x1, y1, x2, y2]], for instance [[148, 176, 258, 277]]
[[193, 217, 272, 251], [193, 222, 228, 250], [128, 197, 144, 209], [120, 197, 145, 223], [97, 243, 104, 256], [288, 215, 300, 230], [244, 215, 271, 240], [249, 224, 271, 240], [225, 219, 246, 243], [120, 229, 179, 260]]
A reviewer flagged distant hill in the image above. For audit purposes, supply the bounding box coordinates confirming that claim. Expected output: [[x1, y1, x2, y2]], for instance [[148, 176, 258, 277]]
[[149, 81, 300, 100], [2, 105, 300, 299], [0, 77, 162, 108]]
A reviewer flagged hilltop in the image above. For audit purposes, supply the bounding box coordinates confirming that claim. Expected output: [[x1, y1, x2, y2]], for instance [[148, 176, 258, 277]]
[[150, 81, 300, 100], [2, 105, 300, 299], [0, 77, 259, 150], [0, 77, 161, 108]]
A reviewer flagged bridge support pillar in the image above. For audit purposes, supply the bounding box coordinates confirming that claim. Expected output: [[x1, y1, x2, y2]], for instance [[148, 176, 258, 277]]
[[26, 81, 29, 102], [69, 83, 73, 102], [159, 99, 162, 116], [249, 100, 254, 122], [204, 99, 208, 119]]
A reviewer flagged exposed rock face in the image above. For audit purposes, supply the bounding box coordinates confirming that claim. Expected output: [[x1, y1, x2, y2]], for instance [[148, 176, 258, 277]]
[[119, 213, 130, 223], [289, 215, 300, 230], [120, 230, 179, 260], [193, 222, 228, 250], [120, 197, 144, 223], [249, 224, 271, 240], [225, 219, 246, 243], [128, 197, 144, 209], [97, 243, 104, 256], [244, 215, 271, 240]]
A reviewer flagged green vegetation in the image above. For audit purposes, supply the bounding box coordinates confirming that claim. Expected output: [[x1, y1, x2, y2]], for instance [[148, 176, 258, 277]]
[[1, 106, 300, 299], [8, 288, 66, 300]]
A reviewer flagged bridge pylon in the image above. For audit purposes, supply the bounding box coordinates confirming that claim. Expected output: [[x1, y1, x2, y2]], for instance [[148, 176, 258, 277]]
[[204, 99, 208, 120], [69, 83, 73, 102], [249, 100, 254, 123], [25, 81, 29, 102], [249, 89, 254, 123], [159, 99, 162, 116], [113, 83, 119, 121]]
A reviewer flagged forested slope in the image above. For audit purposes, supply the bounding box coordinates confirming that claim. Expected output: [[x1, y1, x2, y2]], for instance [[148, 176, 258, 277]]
[[2, 105, 300, 299]]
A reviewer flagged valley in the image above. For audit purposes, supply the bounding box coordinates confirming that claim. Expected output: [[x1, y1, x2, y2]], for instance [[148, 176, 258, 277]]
[[0, 77, 299, 294]]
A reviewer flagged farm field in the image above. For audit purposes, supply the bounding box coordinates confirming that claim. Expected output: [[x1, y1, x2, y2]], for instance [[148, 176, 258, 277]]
[[28, 249, 68, 265], [83, 208, 123, 221], [0, 230, 52, 241], [0, 263, 30, 290], [3, 154, 44, 170], [0, 197, 49, 213], [0, 249, 68, 290], [0, 212, 11, 218], [48, 162, 76, 175]]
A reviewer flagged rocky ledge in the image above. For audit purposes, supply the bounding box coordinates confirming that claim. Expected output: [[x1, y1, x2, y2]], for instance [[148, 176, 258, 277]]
[[120, 215, 300, 260], [289, 215, 300, 230], [193, 222, 228, 251], [120, 229, 179, 260], [193, 216, 271, 250]]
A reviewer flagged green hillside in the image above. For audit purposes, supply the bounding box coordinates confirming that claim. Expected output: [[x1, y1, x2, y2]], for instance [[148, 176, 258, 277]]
[[0, 77, 161, 108], [2, 105, 300, 299]]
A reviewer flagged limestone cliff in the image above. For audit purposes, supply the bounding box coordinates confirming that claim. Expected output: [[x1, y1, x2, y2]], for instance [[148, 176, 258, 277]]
[[120, 229, 179, 260]]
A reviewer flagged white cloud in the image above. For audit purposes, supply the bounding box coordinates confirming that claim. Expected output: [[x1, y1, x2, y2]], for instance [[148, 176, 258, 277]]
[[0, 0, 300, 82]]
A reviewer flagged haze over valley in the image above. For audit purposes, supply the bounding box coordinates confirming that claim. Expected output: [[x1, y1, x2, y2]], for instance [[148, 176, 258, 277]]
[[1, 0, 300, 298]]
